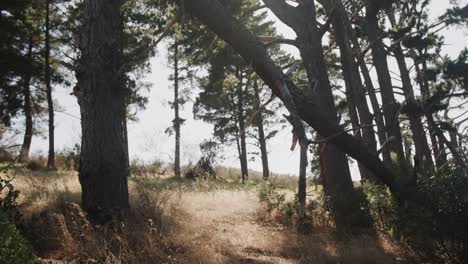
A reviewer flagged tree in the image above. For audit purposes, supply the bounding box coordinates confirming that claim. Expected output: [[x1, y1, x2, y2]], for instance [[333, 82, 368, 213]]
[[190, 0, 286, 182], [74, 0, 165, 219], [0, 1, 33, 128], [75, 0, 130, 219], [45, 0, 55, 169], [166, 24, 194, 178], [180, 0, 401, 194]]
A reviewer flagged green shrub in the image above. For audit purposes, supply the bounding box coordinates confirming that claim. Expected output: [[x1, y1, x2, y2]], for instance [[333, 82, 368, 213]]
[[257, 179, 286, 215], [362, 170, 468, 263], [0, 174, 39, 263], [0, 175, 20, 220], [0, 211, 39, 264]]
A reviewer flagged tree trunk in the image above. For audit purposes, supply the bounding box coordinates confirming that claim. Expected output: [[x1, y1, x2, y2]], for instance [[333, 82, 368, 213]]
[[173, 37, 181, 177], [290, 0, 358, 230], [365, 11, 408, 174], [182, 0, 402, 194], [387, 13, 435, 178], [320, 0, 379, 182], [414, 59, 447, 168], [237, 84, 248, 182], [330, 2, 390, 164], [19, 36, 34, 163], [75, 0, 129, 220], [45, 0, 55, 169], [253, 81, 269, 179], [350, 33, 390, 165], [297, 144, 307, 223]]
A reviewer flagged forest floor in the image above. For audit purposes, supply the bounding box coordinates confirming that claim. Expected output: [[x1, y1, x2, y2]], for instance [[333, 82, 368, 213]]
[[6, 167, 411, 263]]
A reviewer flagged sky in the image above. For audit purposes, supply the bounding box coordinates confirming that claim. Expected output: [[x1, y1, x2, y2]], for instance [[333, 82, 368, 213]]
[[16, 0, 468, 180]]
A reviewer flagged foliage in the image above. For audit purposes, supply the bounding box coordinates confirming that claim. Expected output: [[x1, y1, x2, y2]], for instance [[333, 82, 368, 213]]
[[257, 179, 286, 215], [55, 143, 80, 171], [0, 211, 38, 264], [363, 170, 468, 263], [0, 169, 38, 263]]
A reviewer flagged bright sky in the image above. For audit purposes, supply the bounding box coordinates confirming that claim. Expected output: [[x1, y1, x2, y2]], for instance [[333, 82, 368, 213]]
[[18, 0, 468, 180]]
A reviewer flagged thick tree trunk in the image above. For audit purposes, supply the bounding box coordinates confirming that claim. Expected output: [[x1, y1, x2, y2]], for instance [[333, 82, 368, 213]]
[[237, 85, 248, 182], [297, 144, 307, 223], [280, 0, 358, 230], [387, 13, 435, 178], [75, 0, 129, 220], [19, 36, 34, 163], [173, 38, 181, 177], [253, 81, 270, 179], [182, 0, 401, 194], [45, 0, 55, 169]]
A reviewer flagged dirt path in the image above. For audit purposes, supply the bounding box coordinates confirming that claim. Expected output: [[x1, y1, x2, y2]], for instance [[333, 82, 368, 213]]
[[165, 190, 405, 264]]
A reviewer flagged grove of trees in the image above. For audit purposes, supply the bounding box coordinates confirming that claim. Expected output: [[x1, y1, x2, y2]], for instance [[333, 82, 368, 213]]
[[1, 0, 468, 261]]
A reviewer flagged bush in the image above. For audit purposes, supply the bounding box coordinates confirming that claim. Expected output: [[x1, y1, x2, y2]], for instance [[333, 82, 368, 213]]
[[130, 158, 166, 177], [362, 170, 468, 263], [0, 174, 38, 263], [0, 211, 38, 264], [55, 144, 80, 171], [257, 179, 286, 215], [26, 159, 46, 171]]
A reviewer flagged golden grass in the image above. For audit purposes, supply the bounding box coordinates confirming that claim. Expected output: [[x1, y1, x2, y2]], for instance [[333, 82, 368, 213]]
[[4, 167, 411, 263]]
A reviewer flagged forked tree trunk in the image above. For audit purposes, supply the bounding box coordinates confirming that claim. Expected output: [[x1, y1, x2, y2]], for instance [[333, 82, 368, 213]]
[[253, 81, 270, 179], [75, 0, 129, 219], [45, 0, 55, 169], [19, 36, 34, 163], [283, 0, 357, 230]]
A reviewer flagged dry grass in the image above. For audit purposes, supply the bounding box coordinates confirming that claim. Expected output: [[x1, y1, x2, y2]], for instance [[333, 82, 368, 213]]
[[4, 167, 412, 263]]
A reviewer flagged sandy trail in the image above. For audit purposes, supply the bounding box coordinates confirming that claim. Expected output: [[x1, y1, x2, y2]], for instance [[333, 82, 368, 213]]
[[164, 190, 404, 264]]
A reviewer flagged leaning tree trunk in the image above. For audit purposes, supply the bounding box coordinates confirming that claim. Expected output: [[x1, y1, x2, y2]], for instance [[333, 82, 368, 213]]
[[75, 0, 129, 220], [253, 81, 270, 179], [19, 36, 34, 163], [173, 37, 181, 177], [182, 0, 402, 195], [45, 0, 55, 169]]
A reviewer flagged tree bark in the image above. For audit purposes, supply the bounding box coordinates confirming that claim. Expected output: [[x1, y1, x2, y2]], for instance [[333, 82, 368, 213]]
[[414, 59, 447, 168], [236, 83, 248, 182], [253, 81, 270, 179], [75, 0, 129, 219], [297, 144, 307, 223], [19, 36, 34, 163], [173, 37, 181, 177], [45, 0, 55, 169], [320, 0, 379, 182], [182, 0, 401, 194], [387, 13, 435, 178], [365, 8, 408, 174]]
